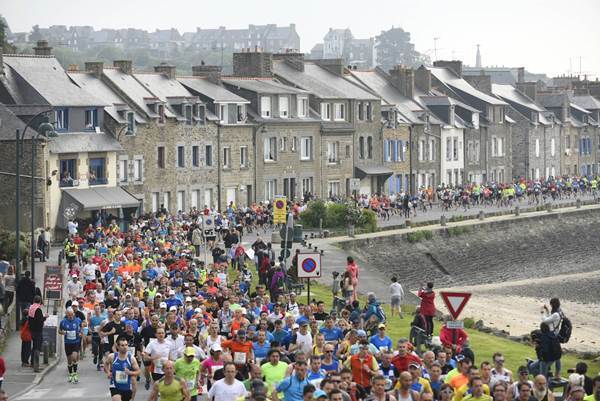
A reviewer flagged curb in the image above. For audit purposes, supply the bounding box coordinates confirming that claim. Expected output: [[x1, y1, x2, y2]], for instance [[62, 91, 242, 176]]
[[11, 344, 62, 400]]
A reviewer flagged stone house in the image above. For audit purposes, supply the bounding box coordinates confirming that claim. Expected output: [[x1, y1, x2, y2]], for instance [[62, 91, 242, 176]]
[[223, 51, 322, 201], [69, 59, 219, 213], [178, 65, 256, 209], [571, 93, 600, 174], [492, 83, 561, 179], [272, 55, 385, 196], [0, 44, 135, 235]]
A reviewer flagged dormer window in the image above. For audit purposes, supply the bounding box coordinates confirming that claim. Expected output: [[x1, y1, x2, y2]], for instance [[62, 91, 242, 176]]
[[531, 112, 539, 124], [126, 112, 136, 135], [237, 105, 246, 123], [297, 96, 308, 118], [320, 103, 331, 121], [219, 104, 228, 124], [472, 113, 479, 129], [85, 109, 98, 130], [449, 106, 455, 126], [334, 103, 345, 121], [185, 104, 193, 125], [279, 96, 289, 118], [157, 104, 165, 124], [55, 108, 69, 131], [196, 104, 205, 125], [261, 96, 272, 118]]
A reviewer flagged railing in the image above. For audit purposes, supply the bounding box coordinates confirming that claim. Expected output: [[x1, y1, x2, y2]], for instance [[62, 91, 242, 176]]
[[89, 177, 108, 186], [59, 179, 79, 188]]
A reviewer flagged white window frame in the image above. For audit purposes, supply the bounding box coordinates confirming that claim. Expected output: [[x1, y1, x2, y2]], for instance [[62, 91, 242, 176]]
[[302, 177, 313, 195], [133, 158, 142, 182], [551, 138, 556, 157], [151, 192, 159, 213], [320, 103, 331, 121], [334, 103, 345, 121], [177, 190, 185, 212], [223, 146, 231, 168], [126, 111, 136, 135], [264, 137, 277, 161], [297, 96, 308, 118], [185, 104, 193, 125], [191, 190, 200, 209], [498, 137, 504, 157], [446, 138, 452, 161], [236, 104, 246, 123], [327, 141, 339, 164], [265, 179, 276, 201], [219, 104, 228, 124], [119, 159, 128, 183], [163, 192, 170, 212], [279, 96, 289, 118], [279, 137, 287, 152], [291, 136, 297, 152], [261, 96, 272, 118], [535, 139, 540, 158], [300, 136, 313, 161], [240, 146, 248, 168], [453, 137, 458, 161], [328, 180, 341, 197]]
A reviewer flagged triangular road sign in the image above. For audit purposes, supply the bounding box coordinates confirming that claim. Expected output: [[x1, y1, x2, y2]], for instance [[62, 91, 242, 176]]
[[440, 291, 472, 320]]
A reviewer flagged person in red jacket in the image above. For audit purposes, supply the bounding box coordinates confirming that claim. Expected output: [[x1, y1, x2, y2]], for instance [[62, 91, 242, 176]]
[[439, 322, 469, 354], [0, 356, 5, 389], [418, 282, 436, 336], [391, 338, 422, 373]]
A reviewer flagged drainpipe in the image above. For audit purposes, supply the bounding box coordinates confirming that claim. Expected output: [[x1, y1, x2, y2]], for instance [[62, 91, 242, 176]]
[[217, 124, 222, 211]]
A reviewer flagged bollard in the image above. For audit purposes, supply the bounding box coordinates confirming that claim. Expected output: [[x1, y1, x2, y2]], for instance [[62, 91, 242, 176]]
[[42, 340, 49, 364], [313, 246, 318, 252], [478, 210, 485, 220], [576, 198, 581, 208], [307, 243, 312, 249], [440, 215, 447, 226], [320, 250, 324, 256], [33, 348, 40, 372], [515, 205, 520, 216]]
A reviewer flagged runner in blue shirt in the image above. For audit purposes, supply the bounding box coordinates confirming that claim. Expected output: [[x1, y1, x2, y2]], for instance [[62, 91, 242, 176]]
[[59, 307, 83, 383], [370, 324, 393, 353], [276, 361, 310, 401], [104, 335, 141, 401], [319, 317, 344, 343]]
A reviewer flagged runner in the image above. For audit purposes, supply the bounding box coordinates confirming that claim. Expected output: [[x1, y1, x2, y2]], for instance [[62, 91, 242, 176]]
[[104, 335, 141, 401], [58, 307, 83, 383], [148, 360, 190, 401]]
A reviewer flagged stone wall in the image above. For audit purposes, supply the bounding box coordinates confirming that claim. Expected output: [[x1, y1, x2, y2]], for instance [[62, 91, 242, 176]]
[[337, 207, 600, 292]]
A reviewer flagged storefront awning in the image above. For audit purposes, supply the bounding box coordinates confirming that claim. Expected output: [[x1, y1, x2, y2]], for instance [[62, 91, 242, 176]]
[[62, 187, 141, 211], [354, 166, 394, 180]]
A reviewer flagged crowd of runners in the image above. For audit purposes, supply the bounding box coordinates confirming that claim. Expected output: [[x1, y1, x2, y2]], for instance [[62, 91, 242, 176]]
[[19, 201, 600, 401]]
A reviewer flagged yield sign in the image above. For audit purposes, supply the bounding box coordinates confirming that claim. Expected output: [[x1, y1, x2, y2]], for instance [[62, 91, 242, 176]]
[[440, 291, 472, 320]]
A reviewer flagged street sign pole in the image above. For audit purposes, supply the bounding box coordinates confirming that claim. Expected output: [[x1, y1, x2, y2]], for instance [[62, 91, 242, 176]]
[[307, 278, 310, 304]]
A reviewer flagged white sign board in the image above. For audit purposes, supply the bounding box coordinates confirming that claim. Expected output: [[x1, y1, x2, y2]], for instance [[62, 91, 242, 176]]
[[446, 320, 464, 329], [297, 253, 321, 278], [349, 178, 361, 191]]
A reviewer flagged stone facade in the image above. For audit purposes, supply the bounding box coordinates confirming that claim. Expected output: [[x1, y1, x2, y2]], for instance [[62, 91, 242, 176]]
[[218, 124, 255, 208], [411, 122, 442, 190], [382, 121, 411, 194]]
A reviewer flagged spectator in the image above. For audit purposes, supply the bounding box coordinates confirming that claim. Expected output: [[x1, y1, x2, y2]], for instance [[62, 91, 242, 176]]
[[28, 295, 46, 370], [3, 265, 15, 312], [16, 270, 35, 312], [417, 282, 436, 336]]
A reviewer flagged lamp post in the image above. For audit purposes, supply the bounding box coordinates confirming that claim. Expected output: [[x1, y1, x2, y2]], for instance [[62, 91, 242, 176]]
[[15, 110, 55, 330]]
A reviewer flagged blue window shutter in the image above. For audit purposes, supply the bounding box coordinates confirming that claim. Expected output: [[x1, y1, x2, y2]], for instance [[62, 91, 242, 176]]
[[396, 175, 401, 192], [401, 140, 406, 161], [64, 108, 69, 130], [392, 140, 397, 161], [384, 140, 389, 161], [389, 177, 393, 193]]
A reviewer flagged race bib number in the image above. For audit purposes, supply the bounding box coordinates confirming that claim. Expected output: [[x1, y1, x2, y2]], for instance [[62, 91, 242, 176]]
[[255, 357, 263, 365], [233, 352, 246, 364], [155, 359, 163, 371], [210, 365, 221, 376], [66, 330, 77, 340], [379, 346, 388, 352], [187, 380, 196, 390], [115, 370, 128, 384]]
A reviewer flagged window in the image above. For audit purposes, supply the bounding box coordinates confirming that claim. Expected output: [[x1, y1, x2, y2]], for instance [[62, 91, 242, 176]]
[[535, 139, 540, 157], [223, 147, 231, 168], [192, 146, 199, 167], [204, 189, 213, 208], [291, 136, 297, 152], [498, 137, 503, 157], [492, 137, 498, 157], [359, 137, 365, 159], [429, 139, 435, 161], [453, 138, 458, 160], [126, 112, 135, 135], [264, 137, 277, 161], [300, 136, 313, 160], [163, 192, 170, 212], [59, 159, 77, 187], [327, 141, 339, 163], [279, 137, 287, 152], [157, 146, 165, 168], [328, 181, 341, 197], [472, 112, 479, 129], [418, 140, 424, 161], [88, 158, 106, 185], [565, 135, 571, 150], [446, 138, 452, 161], [297, 96, 308, 118], [219, 104, 228, 124], [236, 104, 245, 123], [177, 191, 185, 212], [345, 144, 351, 158], [191, 190, 200, 209], [475, 140, 480, 162], [279, 96, 289, 118], [302, 177, 313, 195], [196, 104, 205, 124], [365, 102, 373, 121], [55, 108, 69, 131], [384, 140, 394, 162], [240, 146, 248, 167], [152, 192, 159, 213], [185, 105, 193, 125], [119, 159, 128, 183], [261, 96, 272, 118], [367, 136, 373, 159], [320, 103, 331, 120], [334, 103, 345, 121], [177, 146, 185, 168], [358, 102, 365, 121], [85, 109, 98, 130], [205, 145, 213, 166], [158, 104, 165, 124], [133, 159, 142, 182], [265, 179, 276, 201]]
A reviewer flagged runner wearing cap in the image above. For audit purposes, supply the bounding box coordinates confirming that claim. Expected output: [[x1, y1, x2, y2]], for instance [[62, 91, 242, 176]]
[[201, 343, 224, 389], [221, 330, 254, 378], [174, 347, 201, 401], [105, 335, 141, 401]]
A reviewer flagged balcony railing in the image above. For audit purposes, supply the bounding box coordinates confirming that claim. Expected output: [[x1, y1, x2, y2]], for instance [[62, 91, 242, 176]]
[[59, 179, 79, 188]]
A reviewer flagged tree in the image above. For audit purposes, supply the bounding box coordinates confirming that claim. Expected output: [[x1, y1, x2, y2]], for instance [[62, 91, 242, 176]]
[[0, 16, 16, 53], [375, 27, 423, 70]]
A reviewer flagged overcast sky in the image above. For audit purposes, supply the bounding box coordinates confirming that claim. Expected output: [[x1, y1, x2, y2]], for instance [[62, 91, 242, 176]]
[[3, 0, 600, 78]]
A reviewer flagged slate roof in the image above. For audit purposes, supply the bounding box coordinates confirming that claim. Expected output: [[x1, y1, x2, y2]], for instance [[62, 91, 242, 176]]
[[536, 93, 565, 109], [0, 103, 28, 140], [427, 66, 506, 106], [571, 94, 600, 111], [102, 68, 157, 116], [273, 60, 378, 100], [223, 77, 308, 95], [491, 84, 546, 112], [347, 69, 422, 112], [3, 55, 106, 107], [178, 77, 249, 103], [48, 133, 123, 154]]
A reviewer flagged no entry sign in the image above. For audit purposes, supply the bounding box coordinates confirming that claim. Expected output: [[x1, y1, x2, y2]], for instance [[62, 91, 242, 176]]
[[297, 253, 321, 278]]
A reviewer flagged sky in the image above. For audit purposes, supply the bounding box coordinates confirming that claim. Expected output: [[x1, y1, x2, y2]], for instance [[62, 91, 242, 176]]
[[2, 0, 600, 79]]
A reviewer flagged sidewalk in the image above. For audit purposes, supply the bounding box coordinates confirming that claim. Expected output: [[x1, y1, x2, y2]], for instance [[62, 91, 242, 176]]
[[2, 249, 62, 399]]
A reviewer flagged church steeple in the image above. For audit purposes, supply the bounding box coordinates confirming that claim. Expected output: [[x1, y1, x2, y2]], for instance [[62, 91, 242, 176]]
[[476, 44, 482, 68]]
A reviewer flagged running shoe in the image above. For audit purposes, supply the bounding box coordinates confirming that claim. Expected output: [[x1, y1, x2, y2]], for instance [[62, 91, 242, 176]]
[[72, 373, 79, 383], [145, 381, 150, 390], [68, 373, 73, 383]]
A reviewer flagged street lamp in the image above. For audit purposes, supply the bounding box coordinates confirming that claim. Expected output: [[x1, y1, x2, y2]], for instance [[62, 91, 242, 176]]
[[15, 110, 56, 330]]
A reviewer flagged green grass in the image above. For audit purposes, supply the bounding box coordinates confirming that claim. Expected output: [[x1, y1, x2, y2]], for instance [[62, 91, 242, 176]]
[[228, 262, 600, 376]]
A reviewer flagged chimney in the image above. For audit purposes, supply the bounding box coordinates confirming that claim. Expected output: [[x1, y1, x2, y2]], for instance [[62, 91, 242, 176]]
[[192, 64, 222, 85], [388, 65, 414, 98], [33, 40, 52, 56], [464, 74, 492, 94], [517, 67, 525, 83], [113, 60, 133, 74], [154, 62, 176, 80], [85, 61, 104, 78], [415, 66, 432, 93], [433, 60, 463, 77], [315, 58, 344, 76], [273, 51, 305, 72], [516, 82, 538, 101], [233, 50, 273, 78]]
